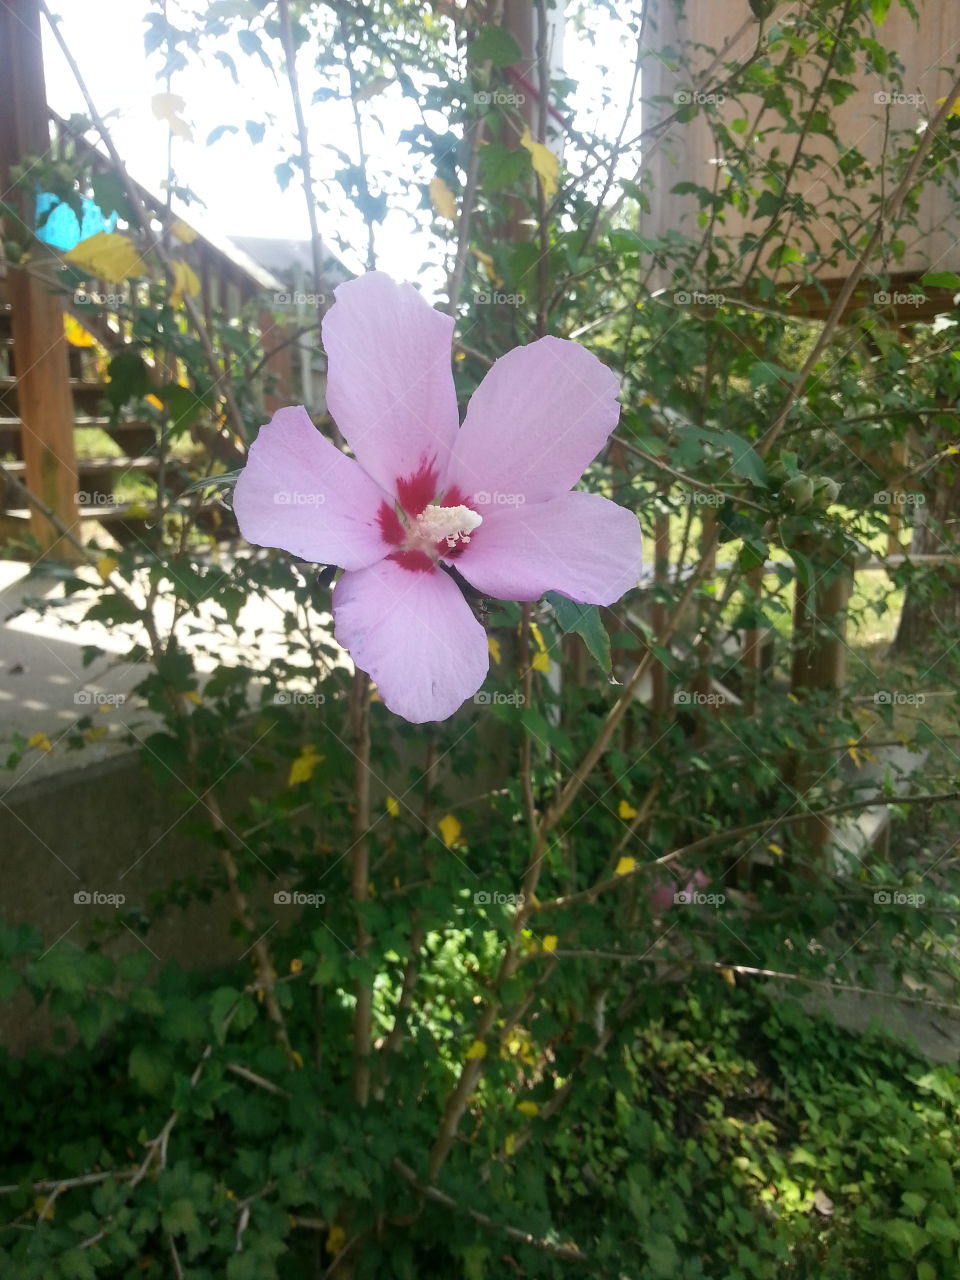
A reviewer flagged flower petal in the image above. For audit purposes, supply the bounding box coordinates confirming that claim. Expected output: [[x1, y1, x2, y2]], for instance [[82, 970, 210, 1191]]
[[446, 336, 620, 505], [454, 491, 641, 604], [321, 273, 459, 506], [333, 558, 488, 723], [234, 406, 389, 569]]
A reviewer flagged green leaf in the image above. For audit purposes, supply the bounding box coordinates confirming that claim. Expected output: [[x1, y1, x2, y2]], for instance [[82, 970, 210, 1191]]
[[162, 1196, 201, 1236], [920, 271, 960, 290], [470, 25, 522, 67], [129, 1042, 171, 1096], [545, 592, 612, 674], [870, 0, 892, 23]]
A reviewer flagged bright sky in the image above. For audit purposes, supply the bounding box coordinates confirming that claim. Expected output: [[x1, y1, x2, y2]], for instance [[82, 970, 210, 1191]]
[[41, 2, 640, 290]]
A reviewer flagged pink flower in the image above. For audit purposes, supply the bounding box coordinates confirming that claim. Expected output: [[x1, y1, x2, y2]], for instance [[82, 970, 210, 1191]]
[[649, 868, 710, 915], [234, 272, 641, 723]]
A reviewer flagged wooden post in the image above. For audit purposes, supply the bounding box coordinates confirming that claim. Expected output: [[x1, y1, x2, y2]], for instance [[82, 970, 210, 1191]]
[[790, 536, 854, 862], [0, 0, 79, 559]]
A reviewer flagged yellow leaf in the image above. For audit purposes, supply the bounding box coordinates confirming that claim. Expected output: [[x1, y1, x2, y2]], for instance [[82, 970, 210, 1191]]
[[28, 732, 52, 754], [145, 393, 164, 411], [63, 314, 95, 347], [96, 555, 118, 582], [529, 622, 547, 653], [169, 259, 200, 306], [720, 967, 736, 986], [290, 1049, 304, 1069], [438, 814, 462, 848], [846, 737, 863, 769], [465, 1039, 487, 1060], [504, 1133, 517, 1155], [473, 248, 501, 285], [369, 686, 381, 703], [126, 502, 152, 518], [170, 219, 197, 244], [615, 856, 637, 876], [531, 651, 551, 673], [767, 843, 784, 857], [325, 1224, 347, 1256], [385, 795, 400, 818], [542, 935, 558, 952], [516, 1100, 539, 1116], [519, 125, 559, 200], [182, 690, 202, 706], [34, 1195, 55, 1221], [290, 957, 303, 973], [936, 95, 960, 119], [429, 175, 457, 221], [151, 91, 193, 141], [288, 745, 321, 787], [65, 232, 145, 282], [618, 800, 638, 820], [487, 636, 502, 664]]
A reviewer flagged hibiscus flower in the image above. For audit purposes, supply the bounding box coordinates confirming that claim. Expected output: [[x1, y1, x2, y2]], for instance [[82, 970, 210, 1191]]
[[234, 272, 640, 722]]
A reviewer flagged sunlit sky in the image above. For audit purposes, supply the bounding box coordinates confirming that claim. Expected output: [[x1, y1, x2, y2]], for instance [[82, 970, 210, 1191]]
[[40, 1, 640, 292]]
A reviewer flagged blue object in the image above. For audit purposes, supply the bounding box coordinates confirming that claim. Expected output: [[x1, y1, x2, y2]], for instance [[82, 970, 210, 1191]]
[[34, 192, 118, 251]]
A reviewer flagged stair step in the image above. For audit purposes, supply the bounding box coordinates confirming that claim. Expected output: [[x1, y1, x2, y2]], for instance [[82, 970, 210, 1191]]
[[4, 502, 151, 523], [0, 416, 153, 430]]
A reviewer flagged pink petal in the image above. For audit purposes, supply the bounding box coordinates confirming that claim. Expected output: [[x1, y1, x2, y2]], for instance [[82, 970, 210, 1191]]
[[333, 558, 488, 723], [321, 273, 459, 507], [234, 406, 389, 570], [454, 491, 640, 605], [445, 336, 620, 505]]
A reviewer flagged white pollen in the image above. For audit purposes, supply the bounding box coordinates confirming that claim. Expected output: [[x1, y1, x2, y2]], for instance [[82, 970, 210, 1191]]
[[415, 503, 482, 547]]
